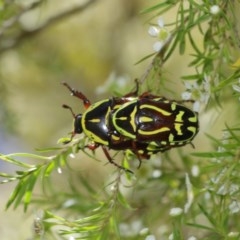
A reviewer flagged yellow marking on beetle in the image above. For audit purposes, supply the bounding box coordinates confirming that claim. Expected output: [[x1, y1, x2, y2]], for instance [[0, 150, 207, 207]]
[[89, 119, 101, 123], [139, 116, 153, 123], [111, 134, 120, 141], [117, 116, 128, 121], [149, 141, 158, 145], [87, 132, 108, 145], [147, 145, 156, 151], [171, 103, 176, 111], [117, 127, 135, 139], [187, 126, 197, 134], [188, 116, 197, 122], [113, 104, 121, 110], [130, 106, 137, 132], [175, 111, 184, 122], [140, 104, 171, 116], [168, 133, 174, 142], [112, 100, 138, 139], [174, 123, 183, 135], [86, 134, 108, 145], [146, 141, 160, 151], [138, 127, 170, 136], [104, 106, 111, 125]]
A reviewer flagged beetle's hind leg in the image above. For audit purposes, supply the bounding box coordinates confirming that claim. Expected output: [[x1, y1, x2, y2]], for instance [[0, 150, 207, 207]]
[[123, 79, 140, 97], [101, 146, 133, 174], [62, 82, 91, 109]]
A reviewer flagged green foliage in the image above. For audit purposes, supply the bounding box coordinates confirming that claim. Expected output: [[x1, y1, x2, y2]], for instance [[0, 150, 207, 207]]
[[0, 149, 69, 211], [1, 1, 240, 239]]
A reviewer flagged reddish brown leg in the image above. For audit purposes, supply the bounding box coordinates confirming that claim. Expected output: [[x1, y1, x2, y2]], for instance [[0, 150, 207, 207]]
[[101, 145, 133, 174], [62, 82, 91, 109], [86, 142, 99, 151]]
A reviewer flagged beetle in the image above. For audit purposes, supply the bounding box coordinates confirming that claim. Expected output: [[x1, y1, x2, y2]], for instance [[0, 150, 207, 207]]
[[62, 82, 199, 172]]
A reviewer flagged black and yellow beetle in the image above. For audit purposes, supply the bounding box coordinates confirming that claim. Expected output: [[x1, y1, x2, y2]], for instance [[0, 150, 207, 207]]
[[62, 82, 199, 171]]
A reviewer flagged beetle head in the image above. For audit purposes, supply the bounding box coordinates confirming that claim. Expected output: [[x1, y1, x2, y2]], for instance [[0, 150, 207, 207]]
[[74, 114, 83, 133], [62, 104, 83, 143]]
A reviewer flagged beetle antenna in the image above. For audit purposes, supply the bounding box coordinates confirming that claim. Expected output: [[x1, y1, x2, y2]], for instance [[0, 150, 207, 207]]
[[62, 104, 76, 118], [62, 82, 74, 94]]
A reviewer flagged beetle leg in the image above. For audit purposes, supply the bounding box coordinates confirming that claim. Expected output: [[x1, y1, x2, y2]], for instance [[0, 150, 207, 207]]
[[136, 155, 142, 169], [62, 82, 91, 109], [86, 142, 99, 151], [123, 79, 139, 97], [82, 144, 132, 173], [189, 142, 195, 148], [101, 145, 133, 174]]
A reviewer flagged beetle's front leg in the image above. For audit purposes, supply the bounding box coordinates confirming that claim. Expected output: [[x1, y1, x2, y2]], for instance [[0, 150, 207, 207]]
[[62, 82, 91, 109], [85, 142, 99, 151]]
